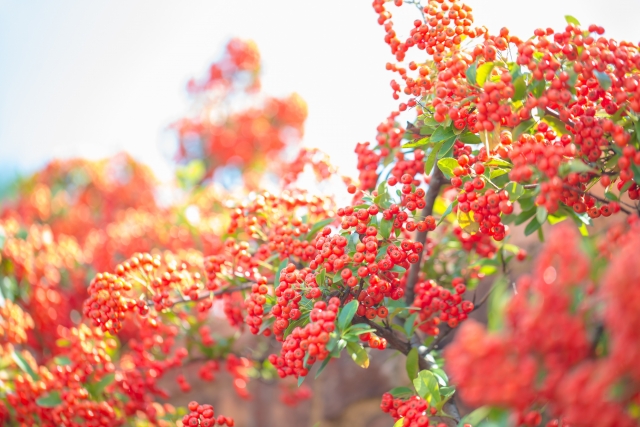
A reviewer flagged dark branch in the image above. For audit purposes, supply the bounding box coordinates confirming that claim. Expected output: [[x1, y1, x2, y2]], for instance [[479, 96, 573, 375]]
[[406, 167, 446, 305]]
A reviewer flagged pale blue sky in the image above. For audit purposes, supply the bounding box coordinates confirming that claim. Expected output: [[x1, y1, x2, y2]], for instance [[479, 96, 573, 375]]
[[0, 0, 638, 182]]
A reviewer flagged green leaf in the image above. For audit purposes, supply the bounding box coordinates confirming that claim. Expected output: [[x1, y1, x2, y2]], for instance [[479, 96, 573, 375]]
[[476, 62, 495, 87], [413, 370, 441, 404], [257, 317, 275, 335], [458, 132, 481, 144], [431, 126, 455, 143], [512, 118, 535, 141], [404, 313, 418, 337], [594, 71, 612, 90], [284, 317, 309, 339], [403, 137, 430, 149], [542, 116, 569, 135], [338, 300, 359, 331], [315, 269, 326, 287], [505, 182, 524, 202], [393, 418, 405, 427], [559, 160, 597, 176], [390, 265, 406, 274], [424, 139, 445, 175], [565, 15, 581, 26], [530, 79, 546, 98], [431, 368, 449, 386], [536, 206, 548, 225], [12, 351, 39, 380], [346, 341, 369, 368], [406, 348, 419, 381], [298, 375, 306, 387], [315, 356, 332, 378], [306, 218, 334, 240], [512, 76, 526, 101], [486, 158, 512, 168], [54, 356, 72, 366], [466, 62, 478, 86], [437, 200, 458, 226], [515, 206, 536, 225], [274, 258, 289, 286], [437, 157, 458, 179], [524, 217, 542, 236], [490, 168, 509, 179], [380, 218, 393, 239], [460, 406, 491, 426], [93, 372, 115, 397], [389, 387, 414, 399], [438, 135, 458, 157], [36, 391, 62, 408]]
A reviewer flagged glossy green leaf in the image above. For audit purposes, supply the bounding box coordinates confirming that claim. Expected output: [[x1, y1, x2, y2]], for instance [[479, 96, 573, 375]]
[[437, 200, 458, 226], [530, 79, 546, 98], [488, 276, 509, 331], [458, 132, 481, 144], [466, 62, 477, 86], [406, 348, 419, 381], [512, 76, 526, 101], [403, 137, 430, 148], [536, 206, 548, 225], [424, 139, 445, 175], [524, 217, 542, 236], [338, 300, 359, 331], [413, 370, 441, 404], [485, 158, 512, 168], [346, 341, 369, 368], [565, 15, 581, 26], [274, 258, 289, 286], [476, 62, 495, 87], [594, 71, 612, 90], [512, 119, 535, 141], [315, 356, 332, 378], [404, 313, 418, 337], [559, 160, 597, 176], [389, 387, 414, 399], [437, 157, 458, 179], [380, 218, 393, 239], [438, 135, 458, 157], [431, 126, 455, 143], [505, 182, 524, 202], [12, 351, 39, 380], [54, 356, 72, 366], [459, 406, 491, 426]]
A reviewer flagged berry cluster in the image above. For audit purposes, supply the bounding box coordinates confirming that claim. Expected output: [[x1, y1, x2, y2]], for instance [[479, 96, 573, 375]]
[[182, 401, 234, 427], [412, 278, 473, 335], [269, 298, 339, 379]]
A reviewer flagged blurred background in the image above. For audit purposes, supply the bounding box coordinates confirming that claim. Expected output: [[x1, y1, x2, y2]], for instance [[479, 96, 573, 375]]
[[1, 0, 639, 185], [0, 1, 638, 426]]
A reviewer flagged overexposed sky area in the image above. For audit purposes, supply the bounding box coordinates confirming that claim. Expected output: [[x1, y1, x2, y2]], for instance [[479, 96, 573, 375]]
[[0, 0, 638, 182]]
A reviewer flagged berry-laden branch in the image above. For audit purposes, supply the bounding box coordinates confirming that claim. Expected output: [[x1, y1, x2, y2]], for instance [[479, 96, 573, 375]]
[[406, 167, 446, 305], [170, 282, 255, 308]]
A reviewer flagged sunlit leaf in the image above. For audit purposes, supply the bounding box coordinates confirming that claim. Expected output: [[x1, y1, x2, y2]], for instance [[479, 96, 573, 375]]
[[565, 15, 581, 26], [476, 62, 495, 87], [346, 342, 369, 368], [406, 348, 419, 381], [457, 209, 479, 233], [437, 157, 458, 178]]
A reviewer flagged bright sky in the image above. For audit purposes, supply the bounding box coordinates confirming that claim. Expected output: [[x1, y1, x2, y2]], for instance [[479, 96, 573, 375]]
[[1, 0, 638, 182]]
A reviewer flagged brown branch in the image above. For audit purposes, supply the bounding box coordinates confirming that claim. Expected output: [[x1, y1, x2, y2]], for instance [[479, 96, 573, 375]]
[[543, 107, 575, 128], [406, 167, 446, 305], [169, 282, 254, 308]]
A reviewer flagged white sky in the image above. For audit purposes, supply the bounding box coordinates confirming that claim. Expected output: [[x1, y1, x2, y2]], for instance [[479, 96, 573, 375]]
[[0, 0, 638, 182]]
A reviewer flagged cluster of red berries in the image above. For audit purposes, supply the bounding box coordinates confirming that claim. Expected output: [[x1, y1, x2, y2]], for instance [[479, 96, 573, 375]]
[[453, 225, 498, 258], [270, 264, 317, 341], [380, 393, 442, 426], [269, 298, 338, 379], [182, 401, 234, 427], [412, 278, 473, 335], [244, 276, 271, 335], [359, 331, 388, 350]]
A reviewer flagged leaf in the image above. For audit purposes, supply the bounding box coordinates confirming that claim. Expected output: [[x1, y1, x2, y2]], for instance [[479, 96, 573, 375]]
[[413, 370, 441, 404], [457, 209, 479, 233], [437, 200, 458, 226], [406, 348, 419, 381], [424, 139, 445, 175], [393, 418, 405, 427], [438, 135, 458, 158], [12, 351, 39, 380], [565, 15, 581, 26], [380, 218, 393, 239], [93, 372, 115, 396], [458, 132, 481, 144], [54, 356, 72, 366], [536, 206, 548, 225], [306, 218, 334, 240], [513, 118, 535, 141], [431, 368, 449, 386], [437, 157, 458, 179], [274, 258, 289, 286], [490, 168, 509, 179], [404, 313, 418, 337], [338, 300, 359, 331], [512, 76, 526, 101], [403, 137, 430, 149], [542, 116, 569, 135], [315, 357, 332, 378], [485, 158, 512, 168], [524, 217, 542, 236], [594, 71, 612, 90], [559, 160, 597, 176], [460, 406, 491, 426], [346, 342, 369, 368], [298, 375, 306, 387], [315, 269, 326, 287], [431, 126, 456, 143], [476, 62, 495, 87], [36, 391, 62, 408], [530, 79, 546, 98], [389, 387, 414, 399], [466, 62, 478, 86], [515, 206, 536, 225]]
